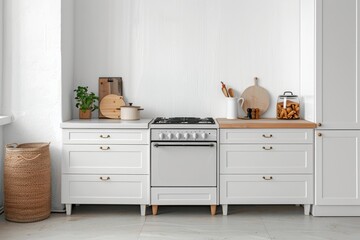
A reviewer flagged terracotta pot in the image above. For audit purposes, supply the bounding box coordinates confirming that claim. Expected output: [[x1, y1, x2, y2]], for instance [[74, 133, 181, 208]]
[[79, 109, 91, 119]]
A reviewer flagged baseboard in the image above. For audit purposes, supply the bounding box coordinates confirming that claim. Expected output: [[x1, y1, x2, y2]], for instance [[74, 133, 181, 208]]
[[312, 205, 360, 216]]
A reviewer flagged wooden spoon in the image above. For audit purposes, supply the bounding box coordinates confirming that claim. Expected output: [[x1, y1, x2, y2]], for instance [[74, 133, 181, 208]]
[[221, 81, 229, 97], [228, 88, 235, 98]]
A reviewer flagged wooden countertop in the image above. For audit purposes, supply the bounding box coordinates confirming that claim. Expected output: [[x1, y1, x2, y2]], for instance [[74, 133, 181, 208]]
[[216, 118, 317, 129]]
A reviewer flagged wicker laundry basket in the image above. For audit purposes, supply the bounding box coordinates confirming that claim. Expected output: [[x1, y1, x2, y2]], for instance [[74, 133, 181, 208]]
[[4, 143, 51, 222]]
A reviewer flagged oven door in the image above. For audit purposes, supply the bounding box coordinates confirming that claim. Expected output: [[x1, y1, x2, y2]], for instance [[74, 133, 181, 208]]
[[151, 142, 217, 187]]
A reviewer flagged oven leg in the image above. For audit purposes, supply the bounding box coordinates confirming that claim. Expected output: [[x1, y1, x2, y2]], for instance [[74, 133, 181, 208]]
[[152, 205, 159, 215], [210, 205, 217, 215]]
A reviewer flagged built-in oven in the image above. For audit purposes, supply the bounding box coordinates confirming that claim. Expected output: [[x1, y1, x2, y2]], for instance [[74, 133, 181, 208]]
[[151, 141, 217, 187], [150, 119, 218, 215]]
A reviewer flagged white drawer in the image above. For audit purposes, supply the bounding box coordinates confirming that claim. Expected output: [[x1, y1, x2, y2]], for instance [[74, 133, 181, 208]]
[[220, 144, 313, 174], [62, 145, 149, 174], [220, 129, 313, 144], [63, 129, 149, 145], [220, 175, 313, 204], [151, 187, 217, 205], [61, 175, 149, 204]]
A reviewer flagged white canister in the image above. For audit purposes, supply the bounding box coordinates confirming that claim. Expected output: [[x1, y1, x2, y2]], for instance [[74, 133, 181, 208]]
[[226, 97, 245, 119], [120, 103, 144, 120]]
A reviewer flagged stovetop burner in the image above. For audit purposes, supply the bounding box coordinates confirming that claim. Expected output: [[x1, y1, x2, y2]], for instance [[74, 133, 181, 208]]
[[153, 117, 215, 125]]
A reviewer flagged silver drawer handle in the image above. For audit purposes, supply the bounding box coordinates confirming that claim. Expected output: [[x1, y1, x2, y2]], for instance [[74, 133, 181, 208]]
[[100, 176, 110, 181], [262, 134, 273, 138], [262, 146, 273, 150], [100, 135, 110, 138], [263, 176, 273, 180], [100, 146, 110, 150]]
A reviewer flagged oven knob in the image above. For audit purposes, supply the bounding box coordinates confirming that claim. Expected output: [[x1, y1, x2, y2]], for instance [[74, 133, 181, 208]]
[[192, 133, 197, 139], [184, 133, 189, 139], [167, 133, 173, 139], [159, 133, 165, 140], [201, 133, 207, 139], [175, 133, 181, 139]]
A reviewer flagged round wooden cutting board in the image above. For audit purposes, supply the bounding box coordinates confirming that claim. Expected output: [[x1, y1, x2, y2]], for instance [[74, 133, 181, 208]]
[[241, 77, 270, 116], [99, 94, 126, 119]]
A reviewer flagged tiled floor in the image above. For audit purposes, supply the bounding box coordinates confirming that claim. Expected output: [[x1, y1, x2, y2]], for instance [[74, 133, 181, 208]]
[[1, 205, 360, 240]]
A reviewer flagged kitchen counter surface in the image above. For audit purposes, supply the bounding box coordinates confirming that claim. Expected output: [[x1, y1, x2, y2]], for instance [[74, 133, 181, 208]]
[[61, 119, 153, 129], [216, 118, 317, 129]]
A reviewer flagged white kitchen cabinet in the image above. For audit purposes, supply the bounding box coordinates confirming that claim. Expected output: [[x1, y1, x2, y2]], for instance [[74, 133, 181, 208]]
[[313, 130, 360, 215], [61, 120, 151, 216], [219, 127, 314, 216], [316, 0, 360, 129]]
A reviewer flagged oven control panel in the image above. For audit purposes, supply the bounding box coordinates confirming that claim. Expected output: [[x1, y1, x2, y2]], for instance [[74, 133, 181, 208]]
[[151, 129, 217, 141]]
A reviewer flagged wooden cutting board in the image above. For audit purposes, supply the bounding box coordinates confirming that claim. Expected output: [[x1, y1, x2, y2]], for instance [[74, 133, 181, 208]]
[[241, 77, 270, 116], [98, 77, 123, 118], [99, 94, 126, 119]]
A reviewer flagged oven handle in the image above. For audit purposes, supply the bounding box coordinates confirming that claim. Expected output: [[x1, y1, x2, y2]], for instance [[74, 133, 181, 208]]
[[153, 143, 215, 148]]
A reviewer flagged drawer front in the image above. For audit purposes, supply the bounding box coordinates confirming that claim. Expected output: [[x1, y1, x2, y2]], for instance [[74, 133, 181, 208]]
[[63, 129, 149, 145], [220, 175, 313, 204], [62, 145, 149, 174], [61, 175, 149, 204], [151, 187, 217, 205], [220, 129, 313, 144], [220, 144, 313, 174]]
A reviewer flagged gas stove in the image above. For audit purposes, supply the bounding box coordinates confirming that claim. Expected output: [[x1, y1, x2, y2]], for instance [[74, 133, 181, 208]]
[[153, 117, 215, 125], [151, 117, 218, 129], [150, 117, 217, 141]]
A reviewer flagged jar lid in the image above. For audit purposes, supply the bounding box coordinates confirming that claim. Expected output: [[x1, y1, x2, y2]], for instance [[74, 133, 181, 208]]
[[279, 91, 298, 98]]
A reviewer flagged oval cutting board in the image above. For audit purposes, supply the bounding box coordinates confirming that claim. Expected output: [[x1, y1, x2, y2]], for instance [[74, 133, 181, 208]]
[[99, 94, 126, 119], [241, 77, 270, 116]]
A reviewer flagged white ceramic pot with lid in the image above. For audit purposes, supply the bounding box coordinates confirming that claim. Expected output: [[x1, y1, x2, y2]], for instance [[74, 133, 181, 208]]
[[120, 103, 144, 120]]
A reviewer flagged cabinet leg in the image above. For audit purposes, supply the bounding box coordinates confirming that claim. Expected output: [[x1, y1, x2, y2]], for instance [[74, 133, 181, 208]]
[[65, 204, 72, 215], [210, 205, 217, 216], [140, 205, 146, 216], [304, 204, 311, 215], [222, 204, 228, 216], [152, 205, 158, 215]]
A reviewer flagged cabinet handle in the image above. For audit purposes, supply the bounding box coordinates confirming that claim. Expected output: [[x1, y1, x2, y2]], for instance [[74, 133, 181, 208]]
[[318, 123, 322, 127], [318, 133, 322, 137], [263, 176, 273, 180], [262, 134, 273, 138], [100, 135, 110, 138], [262, 146, 273, 150], [100, 176, 110, 181], [100, 146, 110, 150]]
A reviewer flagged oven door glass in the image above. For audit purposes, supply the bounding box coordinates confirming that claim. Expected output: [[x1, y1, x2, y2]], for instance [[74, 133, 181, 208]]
[[151, 142, 217, 187]]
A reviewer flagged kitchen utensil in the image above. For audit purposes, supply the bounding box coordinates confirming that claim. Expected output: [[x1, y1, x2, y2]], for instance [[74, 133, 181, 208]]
[[99, 77, 123, 118], [227, 97, 245, 119], [241, 77, 270, 116], [276, 91, 300, 120], [120, 103, 144, 120], [228, 88, 235, 98], [99, 94, 125, 119], [221, 81, 229, 97]]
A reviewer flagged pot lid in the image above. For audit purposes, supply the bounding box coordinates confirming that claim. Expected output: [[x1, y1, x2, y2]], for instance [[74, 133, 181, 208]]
[[279, 91, 298, 98], [121, 103, 141, 108]]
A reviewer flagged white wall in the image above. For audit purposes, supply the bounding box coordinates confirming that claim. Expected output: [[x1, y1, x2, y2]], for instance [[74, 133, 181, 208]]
[[2, 0, 63, 210], [73, 0, 309, 119], [62, 0, 74, 122], [0, 0, 4, 208]]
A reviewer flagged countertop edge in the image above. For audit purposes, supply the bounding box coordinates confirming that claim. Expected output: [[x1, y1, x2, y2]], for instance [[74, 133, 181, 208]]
[[216, 118, 317, 129], [60, 119, 153, 129]]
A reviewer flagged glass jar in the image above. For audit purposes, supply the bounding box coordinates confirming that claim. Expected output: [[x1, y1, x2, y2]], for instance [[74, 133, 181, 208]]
[[276, 91, 300, 120]]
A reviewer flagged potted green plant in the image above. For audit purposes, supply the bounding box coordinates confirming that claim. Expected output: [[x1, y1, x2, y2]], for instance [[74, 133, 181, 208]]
[[74, 86, 99, 119]]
